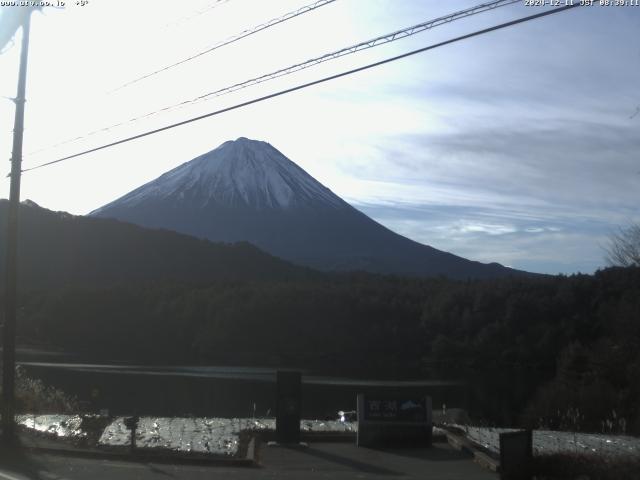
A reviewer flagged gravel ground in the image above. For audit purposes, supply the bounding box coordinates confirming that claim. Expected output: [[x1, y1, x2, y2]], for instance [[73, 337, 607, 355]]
[[17, 414, 85, 440], [456, 425, 640, 458], [99, 417, 360, 455], [14, 413, 449, 457], [88, 417, 357, 456]]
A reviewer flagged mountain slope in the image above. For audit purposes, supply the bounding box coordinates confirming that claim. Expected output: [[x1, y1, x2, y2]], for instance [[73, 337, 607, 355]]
[[92, 137, 523, 279], [0, 200, 311, 291]]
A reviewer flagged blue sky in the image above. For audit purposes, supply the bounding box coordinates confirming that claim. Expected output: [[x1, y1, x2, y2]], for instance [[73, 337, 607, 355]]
[[0, 1, 638, 274]]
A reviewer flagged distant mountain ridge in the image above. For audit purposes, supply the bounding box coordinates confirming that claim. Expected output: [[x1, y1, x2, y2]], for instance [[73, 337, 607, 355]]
[[0, 200, 311, 291], [92, 137, 525, 279]]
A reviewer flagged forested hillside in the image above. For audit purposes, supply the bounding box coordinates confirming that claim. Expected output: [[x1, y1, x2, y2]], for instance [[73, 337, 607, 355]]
[[16, 267, 640, 433], [0, 200, 313, 290]]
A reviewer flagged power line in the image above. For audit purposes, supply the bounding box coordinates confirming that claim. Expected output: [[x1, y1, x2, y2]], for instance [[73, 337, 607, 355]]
[[26, 0, 520, 158], [161, 0, 232, 30], [112, 0, 337, 92], [185, 0, 524, 105], [20, 3, 581, 175]]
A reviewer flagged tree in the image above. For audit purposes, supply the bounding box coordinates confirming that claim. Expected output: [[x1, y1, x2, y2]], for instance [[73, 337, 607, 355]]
[[605, 222, 640, 267]]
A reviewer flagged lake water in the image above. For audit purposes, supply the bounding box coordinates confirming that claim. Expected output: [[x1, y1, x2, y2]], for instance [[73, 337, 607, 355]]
[[20, 360, 467, 419]]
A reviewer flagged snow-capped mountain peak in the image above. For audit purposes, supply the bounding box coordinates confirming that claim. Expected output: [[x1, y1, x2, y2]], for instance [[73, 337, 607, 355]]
[[96, 138, 346, 212], [91, 137, 521, 280]]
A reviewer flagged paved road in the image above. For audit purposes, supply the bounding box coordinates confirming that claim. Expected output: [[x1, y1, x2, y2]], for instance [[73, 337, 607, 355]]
[[0, 441, 496, 479]]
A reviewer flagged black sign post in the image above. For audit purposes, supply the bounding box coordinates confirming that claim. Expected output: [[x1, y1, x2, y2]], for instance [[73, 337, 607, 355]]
[[499, 430, 532, 480], [357, 394, 432, 447], [275, 371, 301, 444]]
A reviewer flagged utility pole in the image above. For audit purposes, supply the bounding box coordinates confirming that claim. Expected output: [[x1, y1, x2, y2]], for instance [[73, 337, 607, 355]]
[[2, 8, 32, 443]]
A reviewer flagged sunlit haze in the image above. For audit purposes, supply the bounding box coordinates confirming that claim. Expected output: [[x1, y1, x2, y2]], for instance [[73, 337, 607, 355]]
[[0, 0, 638, 274]]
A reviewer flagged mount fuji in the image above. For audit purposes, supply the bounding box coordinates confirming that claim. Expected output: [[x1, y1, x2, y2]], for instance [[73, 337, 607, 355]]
[[91, 137, 520, 279]]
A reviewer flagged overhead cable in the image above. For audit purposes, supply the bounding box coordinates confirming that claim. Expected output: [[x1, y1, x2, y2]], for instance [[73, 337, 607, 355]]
[[20, 4, 581, 174], [113, 0, 337, 92], [26, 0, 520, 157], [162, 0, 232, 30]]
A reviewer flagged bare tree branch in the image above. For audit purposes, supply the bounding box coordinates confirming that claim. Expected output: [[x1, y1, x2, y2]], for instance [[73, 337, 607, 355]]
[[605, 222, 640, 267]]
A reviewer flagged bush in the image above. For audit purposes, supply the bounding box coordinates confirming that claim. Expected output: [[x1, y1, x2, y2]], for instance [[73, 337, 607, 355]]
[[534, 452, 640, 480], [12, 366, 79, 413], [522, 341, 638, 434]]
